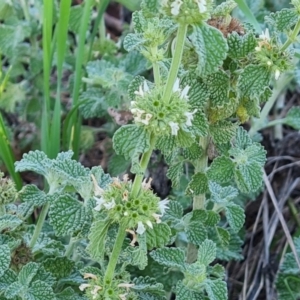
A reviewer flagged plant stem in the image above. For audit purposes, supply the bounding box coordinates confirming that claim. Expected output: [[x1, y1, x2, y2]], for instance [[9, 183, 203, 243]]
[[131, 134, 157, 198], [162, 23, 187, 102], [65, 237, 77, 258], [249, 74, 292, 136], [186, 137, 209, 263], [281, 18, 300, 52], [29, 202, 50, 248], [103, 223, 127, 284]]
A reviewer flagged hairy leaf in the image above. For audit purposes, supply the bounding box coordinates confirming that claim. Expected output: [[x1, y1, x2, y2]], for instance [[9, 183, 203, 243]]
[[150, 248, 186, 271], [191, 23, 228, 76], [113, 125, 150, 161]]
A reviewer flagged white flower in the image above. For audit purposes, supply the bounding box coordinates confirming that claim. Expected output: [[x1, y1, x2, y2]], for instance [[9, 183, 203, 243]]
[[255, 46, 261, 52], [91, 174, 104, 197], [79, 284, 91, 291], [171, 0, 183, 16], [94, 196, 105, 211], [136, 221, 146, 235], [140, 113, 153, 125], [169, 121, 180, 135], [158, 199, 170, 214], [267, 61, 272, 66], [184, 109, 197, 126], [173, 78, 180, 93], [180, 85, 190, 100], [134, 85, 145, 97], [134, 81, 149, 98], [275, 69, 280, 80], [152, 213, 162, 223], [195, 0, 207, 13], [103, 198, 116, 210], [130, 101, 137, 107], [143, 81, 150, 93], [146, 220, 153, 229], [91, 286, 102, 299], [259, 28, 270, 41]]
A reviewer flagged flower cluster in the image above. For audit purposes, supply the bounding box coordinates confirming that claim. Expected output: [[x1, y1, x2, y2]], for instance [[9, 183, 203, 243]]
[[161, 0, 213, 24], [92, 175, 169, 236], [0, 172, 17, 205], [254, 28, 292, 80], [130, 79, 197, 137], [80, 273, 136, 300]]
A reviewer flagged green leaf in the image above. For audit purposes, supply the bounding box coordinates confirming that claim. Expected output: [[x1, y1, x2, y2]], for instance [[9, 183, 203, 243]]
[[205, 71, 230, 107], [284, 107, 300, 130], [0, 23, 31, 57], [209, 121, 238, 144], [132, 276, 166, 298], [128, 76, 146, 100], [0, 215, 22, 232], [225, 204, 245, 232], [215, 229, 243, 261], [215, 227, 230, 248], [79, 88, 107, 119], [19, 185, 47, 207], [275, 237, 300, 299], [0, 269, 17, 291], [209, 182, 238, 204], [207, 156, 235, 184], [181, 74, 209, 109], [227, 32, 257, 59], [90, 166, 112, 189], [87, 218, 111, 261], [183, 143, 204, 160], [15, 151, 51, 177], [197, 240, 216, 266], [25, 280, 55, 300], [150, 248, 186, 271], [233, 127, 253, 149], [191, 23, 228, 76], [0, 245, 10, 277], [205, 211, 221, 227], [265, 8, 299, 32], [18, 262, 40, 286], [237, 65, 271, 99], [185, 218, 207, 245], [56, 287, 85, 300], [186, 172, 209, 195], [0, 83, 26, 113], [146, 223, 171, 250], [234, 162, 263, 193], [162, 201, 183, 227], [167, 162, 183, 188], [5, 281, 23, 299], [49, 195, 88, 236], [191, 111, 209, 137], [113, 125, 150, 161], [108, 155, 131, 176], [175, 281, 204, 299], [69, 5, 84, 34], [124, 33, 145, 52], [42, 257, 75, 280], [156, 135, 177, 155], [204, 279, 227, 300]]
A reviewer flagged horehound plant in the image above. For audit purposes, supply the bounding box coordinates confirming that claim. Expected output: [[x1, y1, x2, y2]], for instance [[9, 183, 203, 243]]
[[1, 0, 300, 299]]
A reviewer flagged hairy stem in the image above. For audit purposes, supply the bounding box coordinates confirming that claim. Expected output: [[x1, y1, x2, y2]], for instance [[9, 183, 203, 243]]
[[186, 137, 209, 263], [30, 202, 50, 248], [103, 223, 127, 284], [131, 134, 157, 198], [281, 18, 300, 52], [163, 23, 188, 102]]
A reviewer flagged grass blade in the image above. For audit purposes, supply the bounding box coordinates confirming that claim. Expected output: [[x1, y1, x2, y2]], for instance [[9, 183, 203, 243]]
[[234, 0, 261, 33]]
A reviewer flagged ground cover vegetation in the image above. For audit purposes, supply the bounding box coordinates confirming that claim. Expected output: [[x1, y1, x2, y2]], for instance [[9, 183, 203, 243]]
[[1, 0, 300, 299]]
